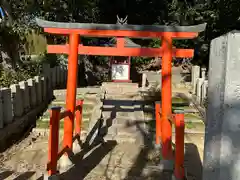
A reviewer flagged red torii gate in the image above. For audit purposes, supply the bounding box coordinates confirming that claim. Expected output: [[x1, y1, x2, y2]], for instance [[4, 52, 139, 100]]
[[36, 18, 206, 160]]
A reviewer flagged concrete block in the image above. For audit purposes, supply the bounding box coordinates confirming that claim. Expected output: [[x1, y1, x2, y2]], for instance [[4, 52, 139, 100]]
[[10, 84, 23, 117], [27, 78, 37, 107], [19, 81, 30, 112], [1, 88, 13, 125]]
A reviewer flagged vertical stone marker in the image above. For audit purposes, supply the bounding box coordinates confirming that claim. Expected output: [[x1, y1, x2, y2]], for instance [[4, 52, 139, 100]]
[[0, 90, 3, 128], [19, 81, 30, 113], [41, 76, 46, 101], [43, 63, 53, 100], [1, 88, 13, 125], [27, 79, 37, 107], [192, 65, 200, 94], [201, 80, 208, 105], [142, 72, 147, 90], [34, 76, 42, 104], [203, 31, 240, 180], [10, 84, 23, 117], [196, 78, 204, 103]]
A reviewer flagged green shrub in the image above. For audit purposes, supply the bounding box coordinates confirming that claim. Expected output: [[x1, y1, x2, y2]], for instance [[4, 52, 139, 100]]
[[0, 60, 43, 88]]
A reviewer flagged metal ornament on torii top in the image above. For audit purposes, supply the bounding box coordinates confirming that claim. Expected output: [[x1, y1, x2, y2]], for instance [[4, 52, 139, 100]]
[[36, 18, 206, 159]]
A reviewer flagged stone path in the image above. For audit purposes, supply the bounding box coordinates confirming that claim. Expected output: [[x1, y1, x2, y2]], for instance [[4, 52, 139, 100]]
[[59, 83, 172, 179], [0, 68, 205, 180]]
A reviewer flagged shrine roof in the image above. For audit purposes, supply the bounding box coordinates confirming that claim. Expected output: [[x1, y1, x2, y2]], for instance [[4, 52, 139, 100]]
[[36, 18, 206, 33]]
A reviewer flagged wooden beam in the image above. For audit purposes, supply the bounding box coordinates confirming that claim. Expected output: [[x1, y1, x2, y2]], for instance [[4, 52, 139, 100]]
[[47, 44, 194, 58]]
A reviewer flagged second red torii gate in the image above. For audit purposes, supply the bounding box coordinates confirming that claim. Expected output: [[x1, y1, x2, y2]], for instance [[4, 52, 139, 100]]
[[36, 18, 206, 160]]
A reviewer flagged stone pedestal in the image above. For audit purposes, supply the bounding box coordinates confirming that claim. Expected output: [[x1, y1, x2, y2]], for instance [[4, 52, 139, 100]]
[[203, 31, 240, 180]]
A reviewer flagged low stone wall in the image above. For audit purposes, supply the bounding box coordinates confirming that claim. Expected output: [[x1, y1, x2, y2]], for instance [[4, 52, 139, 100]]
[[0, 64, 67, 151]]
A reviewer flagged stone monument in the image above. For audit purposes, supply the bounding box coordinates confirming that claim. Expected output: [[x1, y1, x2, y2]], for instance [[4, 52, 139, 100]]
[[203, 31, 240, 180]]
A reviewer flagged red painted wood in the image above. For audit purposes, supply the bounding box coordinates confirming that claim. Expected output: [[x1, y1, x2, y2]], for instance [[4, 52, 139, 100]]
[[63, 33, 79, 150], [161, 33, 173, 159], [48, 107, 61, 176], [75, 99, 83, 135], [47, 45, 194, 58], [174, 113, 185, 180]]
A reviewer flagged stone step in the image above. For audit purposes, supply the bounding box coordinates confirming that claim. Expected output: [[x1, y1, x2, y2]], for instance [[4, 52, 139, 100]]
[[41, 107, 93, 117], [146, 120, 205, 134], [103, 134, 137, 143], [54, 94, 99, 103], [40, 112, 92, 121], [42, 103, 94, 114], [102, 110, 135, 120], [104, 123, 142, 136], [53, 94, 84, 101], [101, 83, 139, 94], [51, 100, 95, 107], [53, 87, 101, 96], [172, 97, 189, 104], [36, 118, 90, 130]]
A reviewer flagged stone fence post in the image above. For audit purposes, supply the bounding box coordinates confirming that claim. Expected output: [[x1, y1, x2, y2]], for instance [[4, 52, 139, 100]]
[[10, 84, 23, 117], [51, 67, 57, 89], [42, 64, 53, 100], [196, 78, 204, 103], [34, 76, 42, 105], [201, 80, 208, 105], [19, 81, 30, 113], [142, 72, 147, 90], [1, 88, 13, 125], [27, 78, 37, 108], [0, 90, 3, 128], [191, 65, 200, 94], [201, 67, 207, 80]]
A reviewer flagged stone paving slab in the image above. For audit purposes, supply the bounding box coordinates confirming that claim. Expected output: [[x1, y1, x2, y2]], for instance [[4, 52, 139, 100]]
[[59, 141, 172, 180]]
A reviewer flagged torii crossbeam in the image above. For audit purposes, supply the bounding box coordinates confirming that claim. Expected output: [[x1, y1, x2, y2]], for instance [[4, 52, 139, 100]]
[[36, 18, 206, 160]]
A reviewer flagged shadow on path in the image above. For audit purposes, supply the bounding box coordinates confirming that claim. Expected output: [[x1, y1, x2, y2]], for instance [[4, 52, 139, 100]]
[[0, 171, 35, 180]]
